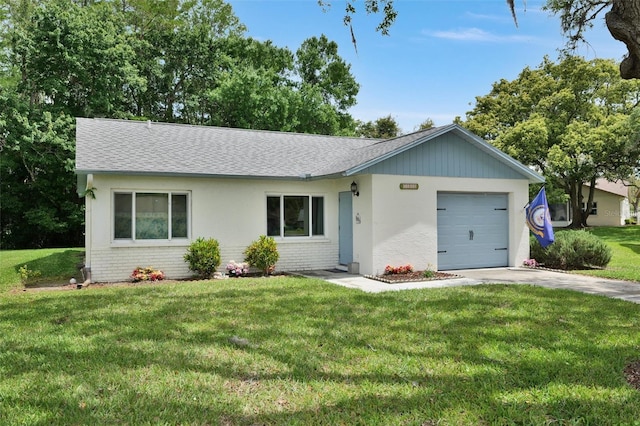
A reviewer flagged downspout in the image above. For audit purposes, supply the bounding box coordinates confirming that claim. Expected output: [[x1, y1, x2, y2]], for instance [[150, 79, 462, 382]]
[[84, 174, 94, 284]]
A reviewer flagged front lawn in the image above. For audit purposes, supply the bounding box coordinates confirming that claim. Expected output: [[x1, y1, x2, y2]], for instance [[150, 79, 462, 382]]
[[1, 277, 639, 424], [576, 226, 640, 282], [0, 248, 84, 293]]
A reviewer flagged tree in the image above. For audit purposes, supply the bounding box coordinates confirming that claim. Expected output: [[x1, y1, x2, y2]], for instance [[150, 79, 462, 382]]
[[317, 0, 397, 52], [1, 0, 362, 247], [295, 34, 360, 111], [463, 56, 640, 228], [628, 174, 640, 222], [415, 118, 435, 131], [538, 0, 640, 79], [325, 0, 640, 79], [356, 114, 401, 138], [0, 92, 81, 248], [11, 0, 143, 117]]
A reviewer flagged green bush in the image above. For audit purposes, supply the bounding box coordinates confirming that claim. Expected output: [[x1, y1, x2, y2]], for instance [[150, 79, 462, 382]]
[[244, 235, 279, 275], [530, 230, 612, 270], [183, 237, 221, 279]]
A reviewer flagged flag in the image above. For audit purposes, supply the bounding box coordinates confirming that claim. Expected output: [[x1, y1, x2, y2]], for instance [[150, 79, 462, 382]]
[[526, 187, 555, 248]]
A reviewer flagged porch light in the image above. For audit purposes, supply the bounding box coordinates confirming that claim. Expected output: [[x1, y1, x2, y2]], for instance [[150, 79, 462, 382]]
[[350, 181, 359, 197]]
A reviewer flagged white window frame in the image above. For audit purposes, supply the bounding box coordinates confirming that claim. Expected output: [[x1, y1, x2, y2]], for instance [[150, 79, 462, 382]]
[[266, 194, 325, 238], [113, 190, 191, 242]]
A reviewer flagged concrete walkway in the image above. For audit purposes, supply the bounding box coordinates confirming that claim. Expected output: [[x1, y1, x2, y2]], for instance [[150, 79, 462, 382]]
[[298, 267, 640, 304]]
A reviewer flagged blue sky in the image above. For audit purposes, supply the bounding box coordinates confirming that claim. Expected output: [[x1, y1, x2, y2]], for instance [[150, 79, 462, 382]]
[[229, 0, 627, 133]]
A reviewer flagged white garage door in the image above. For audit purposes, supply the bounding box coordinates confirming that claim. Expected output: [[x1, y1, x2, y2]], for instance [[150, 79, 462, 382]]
[[437, 193, 509, 270]]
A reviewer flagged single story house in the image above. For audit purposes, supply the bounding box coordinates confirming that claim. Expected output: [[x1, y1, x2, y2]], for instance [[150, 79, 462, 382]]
[[75, 118, 544, 282], [550, 179, 631, 227]]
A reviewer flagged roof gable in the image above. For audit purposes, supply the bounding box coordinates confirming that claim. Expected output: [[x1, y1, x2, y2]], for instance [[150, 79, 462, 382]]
[[75, 118, 544, 183], [353, 129, 528, 179]]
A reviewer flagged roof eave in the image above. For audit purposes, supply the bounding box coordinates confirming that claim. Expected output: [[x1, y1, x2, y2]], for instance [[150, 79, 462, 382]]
[[75, 169, 342, 181]]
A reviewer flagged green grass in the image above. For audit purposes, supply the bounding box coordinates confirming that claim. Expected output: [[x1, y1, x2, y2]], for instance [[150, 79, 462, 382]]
[[1, 277, 639, 425], [573, 226, 640, 282], [1, 245, 639, 424], [0, 248, 85, 293]]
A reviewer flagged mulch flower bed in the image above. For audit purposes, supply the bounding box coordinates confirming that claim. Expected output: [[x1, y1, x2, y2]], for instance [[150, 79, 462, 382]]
[[366, 270, 459, 284], [625, 360, 640, 391]]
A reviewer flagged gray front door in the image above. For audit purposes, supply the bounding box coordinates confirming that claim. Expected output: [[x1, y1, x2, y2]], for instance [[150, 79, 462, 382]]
[[437, 192, 509, 270], [339, 191, 353, 265]]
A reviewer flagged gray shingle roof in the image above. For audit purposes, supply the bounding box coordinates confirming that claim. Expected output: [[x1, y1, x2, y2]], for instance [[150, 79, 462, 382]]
[[75, 118, 543, 182]]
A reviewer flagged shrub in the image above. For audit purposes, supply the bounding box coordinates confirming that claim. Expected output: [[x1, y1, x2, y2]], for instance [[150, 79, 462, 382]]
[[18, 265, 41, 285], [530, 230, 612, 270], [184, 237, 221, 279], [422, 269, 435, 279], [244, 235, 279, 275], [131, 266, 165, 282]]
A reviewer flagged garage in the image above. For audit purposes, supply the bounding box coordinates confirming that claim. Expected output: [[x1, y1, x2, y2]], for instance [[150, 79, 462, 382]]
[[437, 192, 509, 270]]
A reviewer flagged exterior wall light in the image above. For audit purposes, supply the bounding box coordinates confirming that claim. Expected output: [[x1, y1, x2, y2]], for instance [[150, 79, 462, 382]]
[[351, 181, 359, 197]]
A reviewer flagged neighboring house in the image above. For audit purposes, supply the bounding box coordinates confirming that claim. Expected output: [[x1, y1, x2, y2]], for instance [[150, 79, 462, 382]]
[[75, 118, 544, 282], [550, 179, 631, 227]]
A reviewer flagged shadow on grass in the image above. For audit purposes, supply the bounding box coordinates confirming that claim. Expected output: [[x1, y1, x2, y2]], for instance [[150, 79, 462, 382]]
[[621, 243, 640, 255], [1, 280, 639, 424], [14, 249, 84, 287]]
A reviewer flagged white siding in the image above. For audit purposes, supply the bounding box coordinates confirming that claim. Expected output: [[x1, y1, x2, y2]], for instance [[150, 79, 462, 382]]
[[86, 175, 350, 282], [352, 175, 530, 276]]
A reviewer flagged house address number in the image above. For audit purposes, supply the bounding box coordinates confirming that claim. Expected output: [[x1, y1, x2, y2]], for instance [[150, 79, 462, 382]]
[[399, 183, 419, 190]]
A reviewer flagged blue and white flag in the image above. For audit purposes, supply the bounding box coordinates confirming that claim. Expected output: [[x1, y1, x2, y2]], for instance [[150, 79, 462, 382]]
[[526, 187, 555, 248]]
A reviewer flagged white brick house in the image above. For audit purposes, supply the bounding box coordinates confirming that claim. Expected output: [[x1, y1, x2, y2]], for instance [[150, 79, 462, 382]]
[[75, 118, 544, 282]]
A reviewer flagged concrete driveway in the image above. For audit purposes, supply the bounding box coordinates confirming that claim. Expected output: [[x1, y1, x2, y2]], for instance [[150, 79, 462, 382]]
[[301, 267, 640, 304]]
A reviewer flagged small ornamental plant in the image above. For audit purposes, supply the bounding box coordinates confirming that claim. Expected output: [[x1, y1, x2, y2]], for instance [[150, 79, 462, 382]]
[[131, 266, 165, 282], [523, 258, 539, 268], [226, 260, 250, 277], [18, 265, 41, 286], [244, 235, 279, 276], [384, 264, 414, 275], [184, 237, 221, 279]]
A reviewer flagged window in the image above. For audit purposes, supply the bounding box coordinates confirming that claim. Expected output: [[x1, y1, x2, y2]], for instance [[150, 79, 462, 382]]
[[549, 203, 569, 222], [581, 201, 598, 215], [267, 195, 324, 237], [114, 191, 189, 240]]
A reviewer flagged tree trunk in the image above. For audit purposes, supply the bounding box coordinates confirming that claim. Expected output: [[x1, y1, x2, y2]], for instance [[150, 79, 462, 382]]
[[606, 0, 640, 79], [581, 177, 597, 227], [568, 180, 586, 229]]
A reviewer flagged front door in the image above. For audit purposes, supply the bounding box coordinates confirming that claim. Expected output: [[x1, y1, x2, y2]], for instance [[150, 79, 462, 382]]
[[339, 191, 353, 265]]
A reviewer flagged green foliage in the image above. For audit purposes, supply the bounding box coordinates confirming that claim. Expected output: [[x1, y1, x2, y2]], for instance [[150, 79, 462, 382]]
[[356, 114, 401, 138], [416, 117, 435, 131], [0, 94, 82, 248], [243, 235, 279, 275], [530, 230, 612, 270], [18, 265, 41, 285], [575, 226, 640, 282], [422, 265, 436, 278], [183, 237, 221, 279], [295, 35, 359, 111], [0, 248, 84, 292], [1, 279, 640, 424], [464, 56, 640, 228], [0, 0, 361, 248]]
